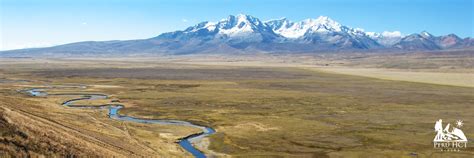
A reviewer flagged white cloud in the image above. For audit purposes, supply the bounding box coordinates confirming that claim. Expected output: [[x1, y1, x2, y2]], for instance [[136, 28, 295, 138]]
[[81, 22, 88, 25], [181, 19, 188, 23]]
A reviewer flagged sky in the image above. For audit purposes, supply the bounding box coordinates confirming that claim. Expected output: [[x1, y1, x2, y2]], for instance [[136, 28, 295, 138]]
[[1, 0, 473, 50]]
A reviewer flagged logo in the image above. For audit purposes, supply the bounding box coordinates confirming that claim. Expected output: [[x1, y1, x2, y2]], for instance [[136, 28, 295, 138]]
[[433, 119, 468, 151]]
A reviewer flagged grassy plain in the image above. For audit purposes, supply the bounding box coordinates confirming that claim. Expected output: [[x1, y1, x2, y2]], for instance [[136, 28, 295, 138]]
[[314, 67, 474, 88], [0, 52, 473, 157]]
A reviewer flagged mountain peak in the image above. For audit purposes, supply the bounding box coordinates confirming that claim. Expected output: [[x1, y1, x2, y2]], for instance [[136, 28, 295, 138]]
[[265, 15, 345, 38], [214, 14, 269, 38], [154, 14, 469, 52], [265, 17, 291, 32], [420, 31, 433, 38], [223, 14, 258, 22], [236, 13, 253, 19], [3, 14, 472, 57], [316, 15, 330, 20], [315, 16, 335, 24], [265, 17, 288, 23], [299, 16, 344, 33]]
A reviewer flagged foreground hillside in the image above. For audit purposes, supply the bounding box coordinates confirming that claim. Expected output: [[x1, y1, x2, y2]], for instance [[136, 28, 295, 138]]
[[0, 96, 132, 156]]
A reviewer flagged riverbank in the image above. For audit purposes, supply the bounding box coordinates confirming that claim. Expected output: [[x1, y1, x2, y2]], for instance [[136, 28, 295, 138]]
[[1, 58, 473, 157], [24, 87, 217, 158]]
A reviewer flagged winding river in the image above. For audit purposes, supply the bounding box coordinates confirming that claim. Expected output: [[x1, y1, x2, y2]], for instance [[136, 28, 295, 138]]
[[25, 87, 215, 158]]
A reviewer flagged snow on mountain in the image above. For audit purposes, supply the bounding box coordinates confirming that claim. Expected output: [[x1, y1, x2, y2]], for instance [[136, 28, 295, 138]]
[[393, 32, 440, 50], [4, 14, 471, 57], [216, 14, 262, 37], [265, 18, 293, 37], [266, 16, 352, 38], [366, 31, 402, 39], [160, 14, 402, 49], [158, 14, 280, 43], [367, 31, 403, 46], [382, 31, 403, 38], [420, 31, 434, 39], [263, 16, 383, 49]]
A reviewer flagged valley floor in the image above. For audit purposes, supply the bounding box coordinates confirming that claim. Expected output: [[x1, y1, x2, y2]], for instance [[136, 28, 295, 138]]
[[0, 52, 473, 157]]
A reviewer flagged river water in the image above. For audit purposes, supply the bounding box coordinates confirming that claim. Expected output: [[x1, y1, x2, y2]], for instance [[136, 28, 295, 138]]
[[25, 88, 215, 158]]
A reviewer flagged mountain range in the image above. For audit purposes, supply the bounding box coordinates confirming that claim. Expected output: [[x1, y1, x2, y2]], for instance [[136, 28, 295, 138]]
[[2, 14, 473, 57]]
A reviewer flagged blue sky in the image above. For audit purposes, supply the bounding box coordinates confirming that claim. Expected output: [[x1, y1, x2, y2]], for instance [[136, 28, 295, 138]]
[[1, 0, 472, 50]]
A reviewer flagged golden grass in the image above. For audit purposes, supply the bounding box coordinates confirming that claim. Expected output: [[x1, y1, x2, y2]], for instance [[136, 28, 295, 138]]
[[314, 67, 474, 88], [1, 58, 473, 157], [0, 87, 199, 157]]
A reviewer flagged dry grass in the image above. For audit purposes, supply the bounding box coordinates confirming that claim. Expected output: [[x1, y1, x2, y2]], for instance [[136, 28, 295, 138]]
[[0, 57, 473, 157], [314, 67, 474, 88], [0, 87, 199, 157]]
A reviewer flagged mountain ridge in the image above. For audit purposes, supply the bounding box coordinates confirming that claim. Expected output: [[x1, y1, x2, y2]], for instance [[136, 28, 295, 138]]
[[1, 14, 472, 57]]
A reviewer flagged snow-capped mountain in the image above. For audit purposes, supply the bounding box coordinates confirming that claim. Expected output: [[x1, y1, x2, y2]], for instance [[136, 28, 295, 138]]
[[393, 31, 467, 50], [394, 33, 440, 50], [157, 14, 385, 50], [149, 14, 472, 52], [366, 31, 403, 46], [149, 14, 290, 53], [214, 14, 275, 39], [264, 16, 381, 49], [1, 14, 473, 57], [267, 16, 363, 39], [156, 14, 282, 43]]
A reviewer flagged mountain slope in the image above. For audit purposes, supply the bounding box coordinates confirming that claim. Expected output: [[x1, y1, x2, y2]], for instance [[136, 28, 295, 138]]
[[1, 14, 472, 57], [266, 16, 381, 50], [366, 31, 403, 47], [394, 33, 440, 50]]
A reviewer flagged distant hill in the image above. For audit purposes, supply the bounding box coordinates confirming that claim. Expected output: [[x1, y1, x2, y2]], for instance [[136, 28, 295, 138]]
[[1, 14, 473, 57]]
